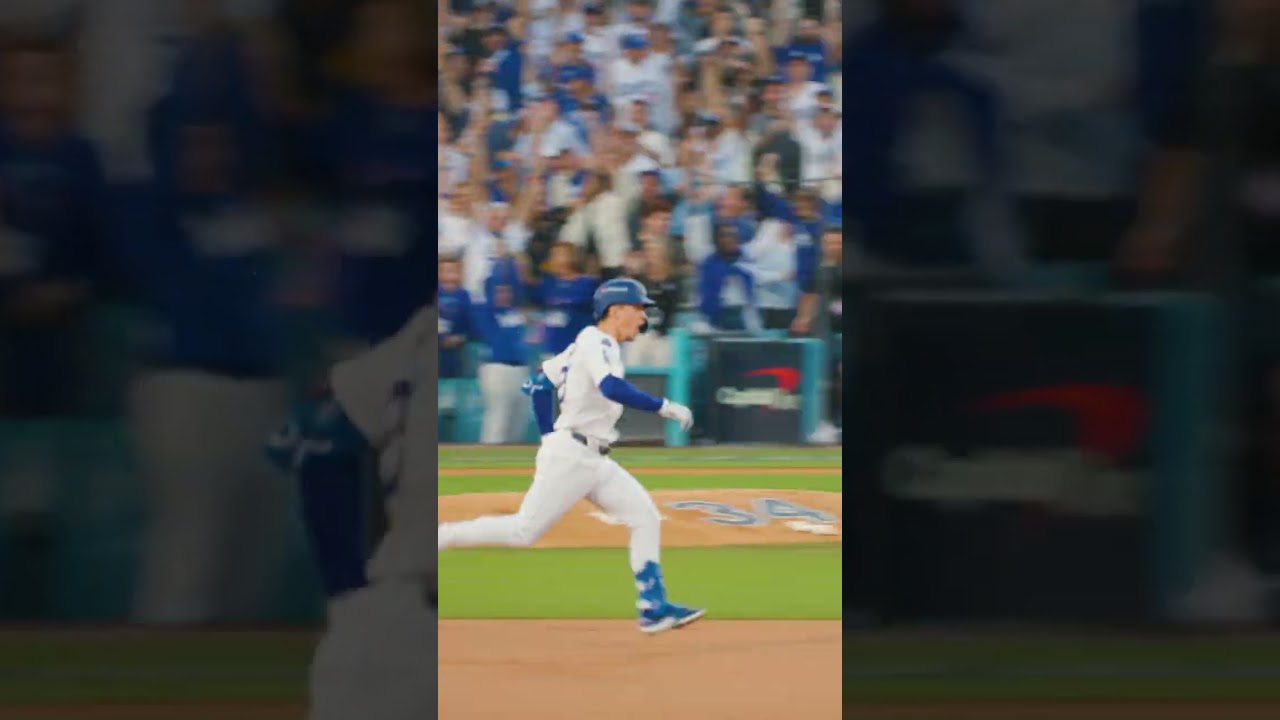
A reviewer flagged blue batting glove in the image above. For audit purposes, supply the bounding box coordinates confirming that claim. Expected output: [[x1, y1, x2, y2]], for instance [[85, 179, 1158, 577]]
[[522, 372, 550, 396]]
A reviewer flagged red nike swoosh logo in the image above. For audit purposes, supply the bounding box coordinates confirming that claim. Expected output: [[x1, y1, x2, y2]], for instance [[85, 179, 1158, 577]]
[[746, 367, 802, 393]]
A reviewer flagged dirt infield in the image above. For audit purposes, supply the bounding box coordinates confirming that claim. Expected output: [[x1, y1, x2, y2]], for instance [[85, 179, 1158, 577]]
[[439, 488, 842, 547], [439, 619, 842, 719], [440, 466, 839, 476]]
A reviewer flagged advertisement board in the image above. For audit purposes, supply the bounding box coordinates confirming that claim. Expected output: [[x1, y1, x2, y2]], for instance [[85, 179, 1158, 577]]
[[849, 292, 1221, 624], [706, 338, 818, 443]]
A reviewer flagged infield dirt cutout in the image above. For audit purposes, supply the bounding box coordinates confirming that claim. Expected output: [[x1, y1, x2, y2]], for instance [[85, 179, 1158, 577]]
[[439, 488, 842, 547], [439, 619, 842, 720]]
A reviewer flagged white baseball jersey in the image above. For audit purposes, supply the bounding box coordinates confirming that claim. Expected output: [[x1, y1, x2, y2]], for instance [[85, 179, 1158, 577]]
[[607, 55, 674, 133], [329, 305, 438, 582], [542, 325, 626, 445]]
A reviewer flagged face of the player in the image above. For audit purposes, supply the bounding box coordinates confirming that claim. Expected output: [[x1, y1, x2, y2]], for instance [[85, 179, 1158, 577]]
[[610, 303, 649, 342]]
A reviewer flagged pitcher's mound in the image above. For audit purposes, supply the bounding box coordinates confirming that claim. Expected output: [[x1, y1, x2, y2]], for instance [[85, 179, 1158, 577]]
[[439, 620, 841, 719]]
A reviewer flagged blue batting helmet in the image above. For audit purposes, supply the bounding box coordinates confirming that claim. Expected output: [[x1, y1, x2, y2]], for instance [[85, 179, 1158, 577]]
[[593, 278, 656, 331]]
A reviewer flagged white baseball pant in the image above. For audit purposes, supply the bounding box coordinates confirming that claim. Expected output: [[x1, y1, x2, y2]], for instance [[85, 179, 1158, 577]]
[[129, 369, 292, 624], [308, 578, 436, 720], [438, 430, 662, 573], [477, 362, 529, 444]]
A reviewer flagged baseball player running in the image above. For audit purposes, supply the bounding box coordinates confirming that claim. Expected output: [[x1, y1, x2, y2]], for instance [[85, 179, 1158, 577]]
[[438, 278, 703, 634], [266, 304, 437, 720]]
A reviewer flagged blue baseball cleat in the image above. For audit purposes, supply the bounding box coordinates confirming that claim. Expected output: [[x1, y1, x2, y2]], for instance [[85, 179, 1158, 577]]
[[635, 561, 705, 635]]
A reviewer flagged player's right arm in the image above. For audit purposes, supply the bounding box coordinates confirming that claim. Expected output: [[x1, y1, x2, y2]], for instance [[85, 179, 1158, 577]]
[[264, 380, 371, 600], [581, 332, 693, 430]]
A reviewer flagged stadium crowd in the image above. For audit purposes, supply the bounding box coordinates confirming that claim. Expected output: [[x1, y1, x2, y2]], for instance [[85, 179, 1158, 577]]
[[436, 0, 845, 443], [0, 0, 435, 623]]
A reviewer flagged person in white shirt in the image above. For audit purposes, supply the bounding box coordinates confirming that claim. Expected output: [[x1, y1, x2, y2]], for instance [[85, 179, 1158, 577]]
[[701, 112, 751, 186], [607, 32, 676, 133], [527, 0, 586, 64], [617, 121, 663, 177], [780, 50, 827, 123], [796, 103, 843, 203], [629, 98, 676, 166], [744, 218, 800, 329], [512, 94, 590, 164], [580, 3, 619, 81], [438, 278, 703, 635], [438, 112, 469, 195]]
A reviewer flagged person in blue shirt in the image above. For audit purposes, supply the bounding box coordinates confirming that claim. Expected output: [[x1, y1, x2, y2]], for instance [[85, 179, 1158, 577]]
[[472, 257, 532, 443], [486, 158, 520, 203], [438, 256, 472, 379], [698, 222, 760, 332], [480, 23, 524, 113], [529, 241, 599, 356], [0, 35, 105, 620], [316, 0, 435, 347], [775, 16, 834, 81], [120, 47, 295, 624]]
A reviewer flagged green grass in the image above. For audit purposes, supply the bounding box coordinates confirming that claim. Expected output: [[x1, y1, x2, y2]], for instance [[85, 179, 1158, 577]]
[[439, 445, 842, 469], [440, 469, 842, 495], [0, 630, 312, 704], [439, 448, 842, 620], [438, 544, 842, 619], [843, 633, 1280, 701]]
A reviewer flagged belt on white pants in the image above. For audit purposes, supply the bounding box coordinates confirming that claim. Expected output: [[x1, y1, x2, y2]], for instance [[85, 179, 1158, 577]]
[[563, 430, 610, 456]]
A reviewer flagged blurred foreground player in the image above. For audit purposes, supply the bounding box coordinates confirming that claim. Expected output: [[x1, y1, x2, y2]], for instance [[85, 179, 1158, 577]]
[[266, 304, 437, 720]]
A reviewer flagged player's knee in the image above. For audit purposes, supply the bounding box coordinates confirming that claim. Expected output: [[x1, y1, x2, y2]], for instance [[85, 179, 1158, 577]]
[[509, 515, 544, 548], [629, 502, 662, 533]]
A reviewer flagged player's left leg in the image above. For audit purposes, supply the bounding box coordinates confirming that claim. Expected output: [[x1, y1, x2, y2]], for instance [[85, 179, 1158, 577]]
[[590, 461, 705, 634], [308, 578, 435, 720], [439, 433, 600, 549]]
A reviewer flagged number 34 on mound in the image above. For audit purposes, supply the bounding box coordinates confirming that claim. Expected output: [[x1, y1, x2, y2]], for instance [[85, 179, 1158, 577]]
[[667, 498, 841, 535]]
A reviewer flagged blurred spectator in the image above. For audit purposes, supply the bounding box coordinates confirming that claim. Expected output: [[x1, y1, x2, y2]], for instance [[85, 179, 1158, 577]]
[[441, 0, 842, 427], [438, 256, 472, 380], [528, 240, 598, 356], [116, 15, 292, 624], [474, 256, 531, 444], [0, 33, 103, 618], [625, 237, 682, 367], [844, 0, 998, 266], [315, 0, 434, 351], [698, 221, 761, 332], [742, 214, 798, 329]]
